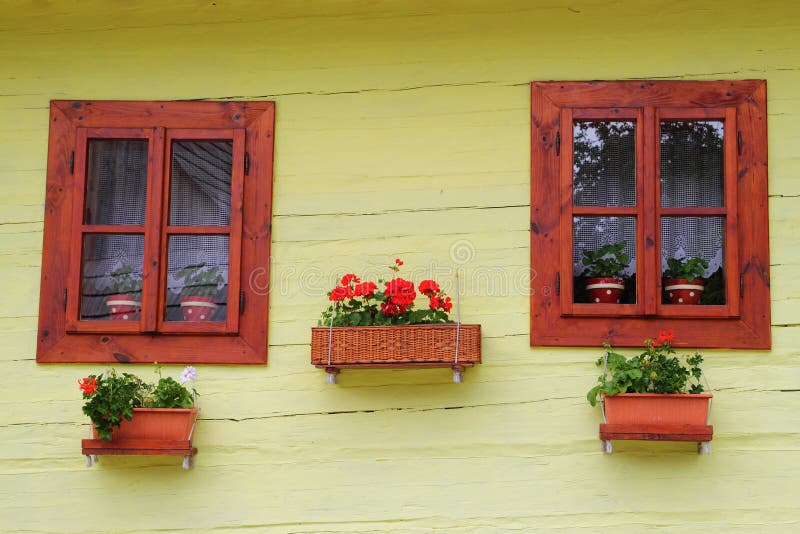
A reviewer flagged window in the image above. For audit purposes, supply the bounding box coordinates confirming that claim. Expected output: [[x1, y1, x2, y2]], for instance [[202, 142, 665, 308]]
[[530, 81, 770, 349], [37, 101, 275, 363]]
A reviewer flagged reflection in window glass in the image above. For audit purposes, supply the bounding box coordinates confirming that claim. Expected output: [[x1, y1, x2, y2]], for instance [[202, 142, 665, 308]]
[[165, 235, 229, 322], [573, 121, 636, 207], [80, 234, 144, 321], [85, 140, 148, 225], [661, 216, 725, 305], [170, 141, 232, 226], [660, 121, 724, 208], [573, 216, 637, 304]]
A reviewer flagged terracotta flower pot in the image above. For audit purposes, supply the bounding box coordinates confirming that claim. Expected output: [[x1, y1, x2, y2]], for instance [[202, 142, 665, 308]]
[[586, 277, 624, 303], [180, 295, 217, 321], [602, 393, 712, 425], [105, 294, 141, 321], [95, 408, 199, 441], [664, 278, 704, 305]]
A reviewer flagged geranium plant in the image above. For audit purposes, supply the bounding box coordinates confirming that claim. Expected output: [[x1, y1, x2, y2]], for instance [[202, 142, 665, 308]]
[[663, 256, 709, 282], [581, 241, 629, 278], [79, 365, 198, 440], [587, 330, 705, 406], [107, 264, 143, 296], [318, 258, 453, 327], [175, 262, 224, 298]]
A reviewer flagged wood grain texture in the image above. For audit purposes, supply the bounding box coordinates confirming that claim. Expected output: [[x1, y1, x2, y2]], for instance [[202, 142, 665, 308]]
[[1, 0, 800, 532]]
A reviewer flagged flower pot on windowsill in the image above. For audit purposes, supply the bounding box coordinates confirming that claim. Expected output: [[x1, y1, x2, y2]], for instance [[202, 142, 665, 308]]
[[180, 295, 217, 321], [586, 277, 624, 303], [311, 324, 481, 375], [664, 278, 704, 305], [105, 294, 141, 321]]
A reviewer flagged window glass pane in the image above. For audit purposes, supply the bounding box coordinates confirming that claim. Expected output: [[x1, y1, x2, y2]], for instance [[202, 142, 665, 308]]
[[85, 140, 148, 225], [165, 235, 229, 322], [661, 216, 725, 305], [660, 120, 724, 207], [573, 121, 636, 207], [573, 216, 636, 304], [169, 140, 232, 226], [80, 234, 144, 321]]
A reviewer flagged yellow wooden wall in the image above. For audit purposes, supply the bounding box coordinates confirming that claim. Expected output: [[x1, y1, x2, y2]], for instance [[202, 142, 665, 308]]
[[2, 1, 799, 531]]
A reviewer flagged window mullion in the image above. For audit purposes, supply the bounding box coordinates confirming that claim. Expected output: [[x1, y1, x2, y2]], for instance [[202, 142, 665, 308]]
[[642, 107, 658, 315], [141, 127, 166, 332]]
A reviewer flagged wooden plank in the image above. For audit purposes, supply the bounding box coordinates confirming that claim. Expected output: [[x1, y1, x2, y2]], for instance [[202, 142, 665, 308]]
[[600, 424, 713, 442], [82, 439, 197, 456]]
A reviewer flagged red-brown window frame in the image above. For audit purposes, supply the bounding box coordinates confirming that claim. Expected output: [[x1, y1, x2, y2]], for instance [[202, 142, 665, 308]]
[[530, 80, 770, 349], [37, 101, 275, 363]]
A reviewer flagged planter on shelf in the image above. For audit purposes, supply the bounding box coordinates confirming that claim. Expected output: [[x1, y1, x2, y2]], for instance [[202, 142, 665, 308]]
[[663, 278, 705, 305], [313, 260, 481, 382], [600, 393, 713, 453], [180, 295, 217, 321], [586, 277, 625, 304], [588, 331, 713, 454], [105, 294, 141, 321], [79, 366, 199, 469]]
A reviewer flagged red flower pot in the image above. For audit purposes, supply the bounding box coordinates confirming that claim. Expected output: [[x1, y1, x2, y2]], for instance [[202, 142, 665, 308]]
[[105, 294, 140, 321], [586, 277, 624, 303], [602, 393, 712, 426], [93, 408, 199, 441], [664, 278, 704, 305], [180, 295, 217, 321]]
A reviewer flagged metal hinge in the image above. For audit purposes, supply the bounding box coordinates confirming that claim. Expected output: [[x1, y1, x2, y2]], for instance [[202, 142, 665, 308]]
[[244, 152, 250, 175], [69, 151, 75, 174], [555, 131, 561, 156], [239, 290, 245, 313], [737, 132, 743, 155], [63, 288, 68, 310], [555, 272, 561, 296]]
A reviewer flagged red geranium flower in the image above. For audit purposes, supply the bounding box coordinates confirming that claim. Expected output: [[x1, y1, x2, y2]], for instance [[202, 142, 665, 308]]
[[329, 286, 350, 301], [354, 281, 377, 298], [78, 377, 97, 395], [418, 279, 440, 297], [381, 301, 400, 317], [341, 273, 360, 286], [385, 278, 416, 307], [656, 329, 675, 345], [429, 295, 453, 312], [395, 258, 403, 266]]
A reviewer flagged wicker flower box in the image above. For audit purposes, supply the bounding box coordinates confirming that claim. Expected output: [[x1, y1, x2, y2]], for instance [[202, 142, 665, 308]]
[[311, 324, 481, 379]]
